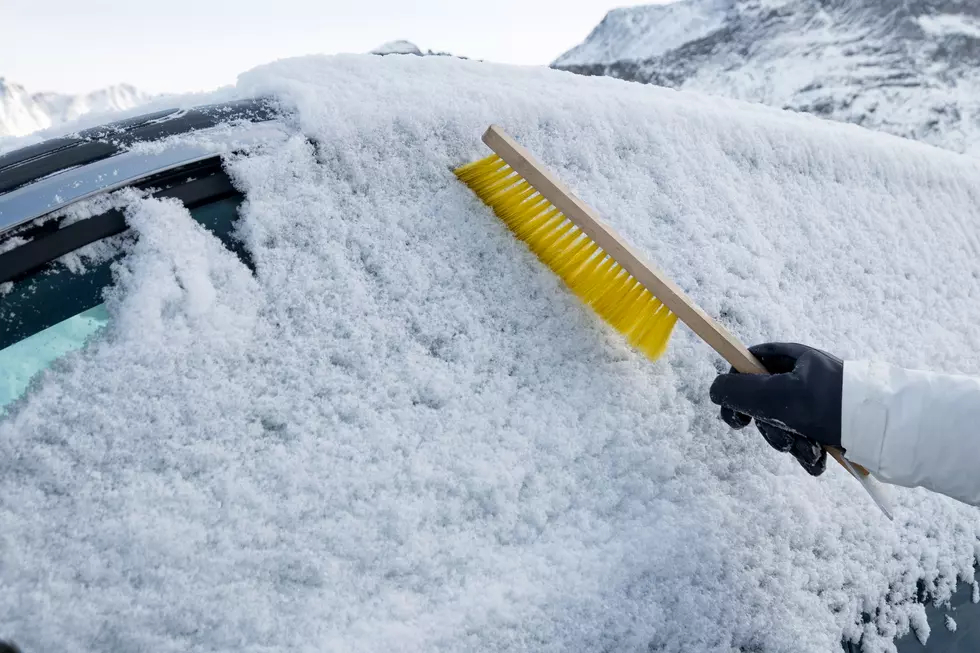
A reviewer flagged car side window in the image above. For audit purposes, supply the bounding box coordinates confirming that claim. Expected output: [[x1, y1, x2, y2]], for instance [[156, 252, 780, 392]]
[[0, 194, 246, 412], [0, 304, 109, 409]]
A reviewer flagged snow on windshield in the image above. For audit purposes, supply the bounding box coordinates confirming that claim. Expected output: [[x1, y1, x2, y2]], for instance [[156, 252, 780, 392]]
[[3, 54, 980, 653]]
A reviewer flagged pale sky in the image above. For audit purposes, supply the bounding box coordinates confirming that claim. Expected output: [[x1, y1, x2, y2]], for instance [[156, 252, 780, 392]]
[[0, 1, 667, 95]]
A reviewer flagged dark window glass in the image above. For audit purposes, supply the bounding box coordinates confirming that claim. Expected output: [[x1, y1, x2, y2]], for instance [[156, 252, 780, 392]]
[[0, 195, 244, 410]]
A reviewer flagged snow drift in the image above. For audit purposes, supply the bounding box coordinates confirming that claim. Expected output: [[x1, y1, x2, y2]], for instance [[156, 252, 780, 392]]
[[2, 54, 980, 653]]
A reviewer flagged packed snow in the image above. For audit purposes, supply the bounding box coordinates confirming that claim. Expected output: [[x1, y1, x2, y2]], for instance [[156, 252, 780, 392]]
[[2, 54, 980, 653], [370, 40, 423, 56]]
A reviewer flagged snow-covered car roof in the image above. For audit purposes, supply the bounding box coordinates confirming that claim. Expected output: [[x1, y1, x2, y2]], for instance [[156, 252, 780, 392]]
[[1, 54, 980, 653], [0, 98, 283, 291], [0, 98, 276, 234]]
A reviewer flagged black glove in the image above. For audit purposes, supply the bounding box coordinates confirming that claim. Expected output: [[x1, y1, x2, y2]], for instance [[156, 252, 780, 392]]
[[709, 343, 844, 476], [0, 641, 21, 653]]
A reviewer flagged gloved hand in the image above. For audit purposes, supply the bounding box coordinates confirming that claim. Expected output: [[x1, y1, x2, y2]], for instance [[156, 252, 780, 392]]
[[708, 342, 843, 476], [0, 641, 21, 653]]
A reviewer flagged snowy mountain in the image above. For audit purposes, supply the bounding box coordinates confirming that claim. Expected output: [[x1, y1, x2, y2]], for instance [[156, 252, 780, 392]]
[[0, 78, 150, 138], [553, 0, 980, 155]]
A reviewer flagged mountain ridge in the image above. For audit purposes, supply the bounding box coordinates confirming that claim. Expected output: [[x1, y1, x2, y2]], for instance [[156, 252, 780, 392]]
[[553, 0, 980, 155], [0, 77, 150, 138]]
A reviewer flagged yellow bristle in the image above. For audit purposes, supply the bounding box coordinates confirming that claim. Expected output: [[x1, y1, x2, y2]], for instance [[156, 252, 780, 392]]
[[579, 258, 618, 303], [455, 155, 677, 360], [608, 282, 647, 325], [555, 240, 599, 277], [539, 228, 583, 267], [513, 207, 559, 239]]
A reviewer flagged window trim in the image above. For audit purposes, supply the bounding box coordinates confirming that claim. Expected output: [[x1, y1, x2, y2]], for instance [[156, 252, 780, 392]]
[[0, 98, 276, 197], [0, 157, 239, 285]]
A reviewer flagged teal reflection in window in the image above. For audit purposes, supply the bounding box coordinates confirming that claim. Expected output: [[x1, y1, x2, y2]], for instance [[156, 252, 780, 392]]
[[0, 304, 109, 411]]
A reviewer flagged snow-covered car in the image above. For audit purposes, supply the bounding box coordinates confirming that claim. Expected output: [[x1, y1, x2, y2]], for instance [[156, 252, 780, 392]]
[[1, 56, 979, 653]]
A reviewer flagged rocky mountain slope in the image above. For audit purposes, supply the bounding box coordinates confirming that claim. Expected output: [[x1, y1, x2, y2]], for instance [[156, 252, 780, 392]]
[[0, 78, 149, 138], [553, 0, 980, 155]]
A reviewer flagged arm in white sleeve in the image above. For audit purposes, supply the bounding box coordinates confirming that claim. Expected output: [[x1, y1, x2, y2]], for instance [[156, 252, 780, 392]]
[[842, 361, 980, 508]]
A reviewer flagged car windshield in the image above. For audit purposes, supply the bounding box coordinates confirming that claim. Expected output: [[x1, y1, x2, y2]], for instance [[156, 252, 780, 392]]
[[0, 196, 244, 412]]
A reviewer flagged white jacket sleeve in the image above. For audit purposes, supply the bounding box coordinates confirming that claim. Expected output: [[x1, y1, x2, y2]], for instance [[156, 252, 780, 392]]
[[841, 360, 980, 508]]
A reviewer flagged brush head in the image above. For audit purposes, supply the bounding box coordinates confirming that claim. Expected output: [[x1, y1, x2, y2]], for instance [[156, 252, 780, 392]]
[[456, 153, 677, 360]]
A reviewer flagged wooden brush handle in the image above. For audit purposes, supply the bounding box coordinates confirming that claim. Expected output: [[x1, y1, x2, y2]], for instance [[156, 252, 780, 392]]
[[483, 124, 869, 477], [484, 125, 769, 374]]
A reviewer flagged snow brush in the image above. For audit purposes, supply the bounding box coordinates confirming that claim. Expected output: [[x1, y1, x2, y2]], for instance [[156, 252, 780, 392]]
[[455, 125, 893, 520]]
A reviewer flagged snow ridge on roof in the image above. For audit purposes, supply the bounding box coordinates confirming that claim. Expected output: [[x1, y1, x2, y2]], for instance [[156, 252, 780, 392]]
[[370, 40, 424, 56]]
